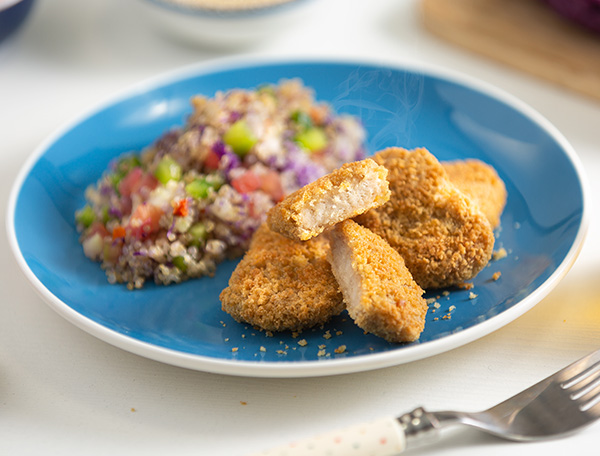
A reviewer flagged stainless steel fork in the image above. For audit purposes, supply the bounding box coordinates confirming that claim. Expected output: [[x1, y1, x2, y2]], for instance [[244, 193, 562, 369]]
[[251, 349, 600, 455]]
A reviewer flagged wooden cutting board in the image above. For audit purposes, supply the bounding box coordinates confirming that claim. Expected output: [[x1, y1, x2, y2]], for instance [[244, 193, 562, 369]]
[[421, 0, 600, 102]]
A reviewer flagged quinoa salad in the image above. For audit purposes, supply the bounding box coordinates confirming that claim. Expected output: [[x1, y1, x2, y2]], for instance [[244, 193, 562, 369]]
[[75, 79, 367, 289]]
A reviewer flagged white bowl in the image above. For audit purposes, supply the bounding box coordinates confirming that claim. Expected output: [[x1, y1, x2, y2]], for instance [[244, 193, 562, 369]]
[[139, 0, 317, 48]]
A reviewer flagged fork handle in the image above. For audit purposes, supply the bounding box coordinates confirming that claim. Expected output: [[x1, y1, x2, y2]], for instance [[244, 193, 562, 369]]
[[248, 416, 407, 456]]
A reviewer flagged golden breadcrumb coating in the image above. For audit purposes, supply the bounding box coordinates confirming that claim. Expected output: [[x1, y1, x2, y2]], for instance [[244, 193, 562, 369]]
[[219, 223, 344, 332], [327, 220, 427, 343], [443, 159, 507, 229], [356, 147, 495, 289], [267, 158, 390, 241]]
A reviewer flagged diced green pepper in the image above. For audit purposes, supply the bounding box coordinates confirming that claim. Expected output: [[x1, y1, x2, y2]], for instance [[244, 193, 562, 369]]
[[155, 156, 182, 184], [101, 206, 111, 224], [223, 120, 257, 157], [172, 256, 187, 272], [295, 127, 328, 152], [108, 173, 121, 190], [188, 223, 208, 246], [76, 205, 96, 228], [290, 110, 312, 130], [186, 179, 211, 199], [185, 176, 223, 199]]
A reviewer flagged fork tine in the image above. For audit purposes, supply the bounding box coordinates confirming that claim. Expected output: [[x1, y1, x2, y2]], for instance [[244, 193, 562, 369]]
[[579, 384, 600, 413], [559, 349, 600, 389], [557, 349, 600, 414], [568, 369, 600, 401]]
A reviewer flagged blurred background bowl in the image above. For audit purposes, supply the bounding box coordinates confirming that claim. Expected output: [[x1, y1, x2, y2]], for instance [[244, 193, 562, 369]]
[[138, 0, 318, 48], [0, 0, 35, 44]]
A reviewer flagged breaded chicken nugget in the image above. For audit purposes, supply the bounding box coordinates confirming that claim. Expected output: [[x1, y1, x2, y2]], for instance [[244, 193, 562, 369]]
[[443, 159, 507, 229], [267, 158, 390, 241], [220, 223, 344, 332], [327, 220, 427, 343], [356, 147, 495, 289]]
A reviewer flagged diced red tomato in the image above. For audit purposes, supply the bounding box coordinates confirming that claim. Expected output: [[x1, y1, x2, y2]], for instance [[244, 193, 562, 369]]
[[128, 203, 163, 239], [172, 199, 189, 217], [259, 169, 284, 202], [118, 167, 159, 197], [204, 150, 221, 171], [231, 170, 261, 194]]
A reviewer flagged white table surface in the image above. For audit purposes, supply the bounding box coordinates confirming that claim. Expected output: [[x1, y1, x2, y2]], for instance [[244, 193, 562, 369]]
[[2, 0, 600, 454]]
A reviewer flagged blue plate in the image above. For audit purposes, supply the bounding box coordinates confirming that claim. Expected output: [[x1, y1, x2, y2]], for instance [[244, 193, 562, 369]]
[[7, 58, 589, 377]]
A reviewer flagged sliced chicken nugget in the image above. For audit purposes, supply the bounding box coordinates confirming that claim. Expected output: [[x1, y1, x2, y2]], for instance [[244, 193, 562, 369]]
[[356, 147, 495, 289], [327, 220, 427, 343], [443, 159, 507, 229], [220, 223, 344, 332], [267, 158, 390, 241]]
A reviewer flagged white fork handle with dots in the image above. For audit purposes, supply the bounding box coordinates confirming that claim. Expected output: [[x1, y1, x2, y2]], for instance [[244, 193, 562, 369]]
[[249, 416, 407, 456]]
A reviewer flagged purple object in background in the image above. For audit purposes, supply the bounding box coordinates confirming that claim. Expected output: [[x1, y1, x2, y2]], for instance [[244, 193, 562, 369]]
[[0, 0, 35, 43], [544, 0, 600, 34]]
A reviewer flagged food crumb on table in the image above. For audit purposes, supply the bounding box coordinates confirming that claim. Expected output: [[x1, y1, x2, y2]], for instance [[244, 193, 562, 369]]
[[334, 345, 347, 354]]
